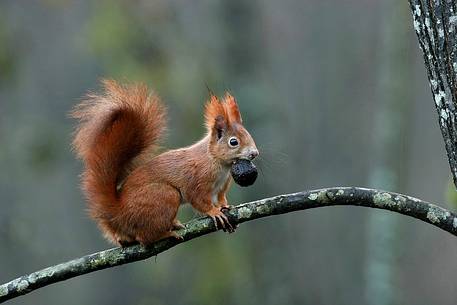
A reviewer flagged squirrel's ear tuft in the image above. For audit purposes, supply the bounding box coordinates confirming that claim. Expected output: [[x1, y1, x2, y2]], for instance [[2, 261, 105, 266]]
[[224, 92, 242, 124], [205, 94, 228, 136]]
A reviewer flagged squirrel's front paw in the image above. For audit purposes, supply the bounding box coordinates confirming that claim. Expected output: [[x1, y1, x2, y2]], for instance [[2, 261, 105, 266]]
[[220, 204, 231, 212], [206, 207, 235, 233]]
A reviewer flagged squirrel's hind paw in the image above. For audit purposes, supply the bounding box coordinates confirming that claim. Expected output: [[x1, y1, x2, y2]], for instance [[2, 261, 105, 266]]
[[172, 219, 185, 230]]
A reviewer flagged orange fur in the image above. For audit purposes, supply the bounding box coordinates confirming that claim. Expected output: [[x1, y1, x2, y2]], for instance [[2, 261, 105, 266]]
[[71, 80, 258, 246], [224, 92, 242, 124]]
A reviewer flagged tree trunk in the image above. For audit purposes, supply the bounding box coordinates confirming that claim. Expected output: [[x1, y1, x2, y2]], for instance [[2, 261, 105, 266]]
[[409, 0, 457, 188]]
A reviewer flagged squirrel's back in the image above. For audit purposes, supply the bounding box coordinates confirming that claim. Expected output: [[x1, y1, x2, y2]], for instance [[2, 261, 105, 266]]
[[71, 80, 166, 222]]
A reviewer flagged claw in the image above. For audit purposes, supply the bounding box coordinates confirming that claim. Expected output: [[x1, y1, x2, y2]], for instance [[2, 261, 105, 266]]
[[166, 231, 184, 241], [220, 213, 234, 232], [171, 231, 184, 241], [217, 216, 227, 232], [172, 220, 185, 230], [206, 207, 235, 233], [218, 215, 227, 229], [210, 216, 218, 230], [220, 206, 230, 212]]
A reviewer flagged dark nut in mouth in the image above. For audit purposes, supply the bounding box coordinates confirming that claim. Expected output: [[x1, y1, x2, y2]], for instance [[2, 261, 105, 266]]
[[231, 159, 258, 187]]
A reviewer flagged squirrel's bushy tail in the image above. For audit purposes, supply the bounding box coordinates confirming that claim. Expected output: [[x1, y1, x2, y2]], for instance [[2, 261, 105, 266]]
[[71, 80, 166, 221]]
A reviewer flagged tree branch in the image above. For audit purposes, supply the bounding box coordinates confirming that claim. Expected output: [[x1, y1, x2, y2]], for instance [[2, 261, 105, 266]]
[[1, 187, 456, 303], [408, 0, 457, 188]]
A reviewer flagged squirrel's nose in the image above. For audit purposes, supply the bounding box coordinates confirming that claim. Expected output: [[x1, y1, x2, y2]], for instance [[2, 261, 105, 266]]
[[248, 149, 259, 160]]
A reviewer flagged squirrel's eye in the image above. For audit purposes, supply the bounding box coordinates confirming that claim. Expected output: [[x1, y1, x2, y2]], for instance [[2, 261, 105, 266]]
[[228, 137, 239, 147]]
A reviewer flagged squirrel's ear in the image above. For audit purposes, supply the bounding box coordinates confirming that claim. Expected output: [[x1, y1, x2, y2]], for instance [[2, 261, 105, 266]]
[[224, 92, 242, 124], [205, 94, 228, 138]]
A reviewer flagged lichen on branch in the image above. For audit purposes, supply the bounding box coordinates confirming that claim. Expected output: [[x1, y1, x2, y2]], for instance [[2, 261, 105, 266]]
[[1, 187, 456, 303]]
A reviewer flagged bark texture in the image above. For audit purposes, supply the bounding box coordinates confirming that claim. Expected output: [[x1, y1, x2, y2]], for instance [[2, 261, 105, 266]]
[[1, 187, 457, 303], [409, 0, 457, 187]]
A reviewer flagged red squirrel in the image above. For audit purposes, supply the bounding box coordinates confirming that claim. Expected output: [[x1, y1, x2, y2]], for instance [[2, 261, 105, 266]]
[[71, 80, 258, 246]]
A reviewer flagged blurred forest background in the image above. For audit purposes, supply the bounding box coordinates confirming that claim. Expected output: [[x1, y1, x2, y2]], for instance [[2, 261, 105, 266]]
[[1, 0, 456, 304]]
